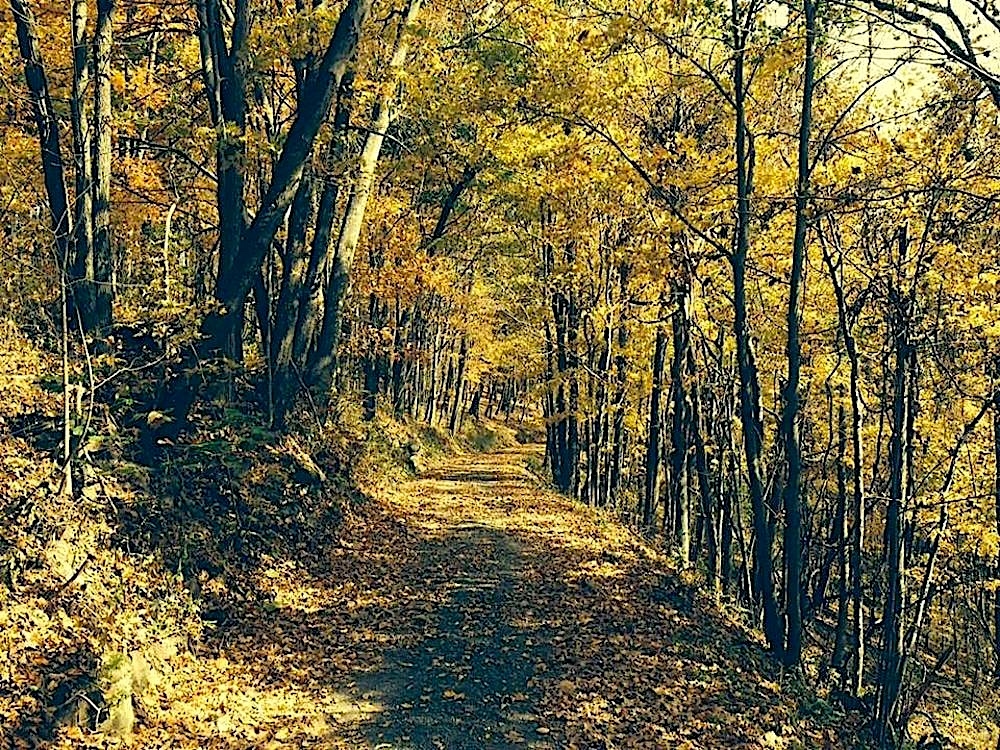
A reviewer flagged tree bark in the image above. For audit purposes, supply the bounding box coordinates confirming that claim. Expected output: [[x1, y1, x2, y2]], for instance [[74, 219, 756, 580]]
[[729, 0, 782, 654], [70, 0, 95, 326], [147, 0, 371, 444], [610, 264, 630, 500], [90, 0, 115, 332], [778, 0, 816, 668], [876, 225, 911, 749], [309, 0, 423, 398], [691, 355, 720, 598], [449, 336, 468, 434], [820, 225, 868, 695], [644, 323, 667, 527], [669, 280, 691, 567], [196, 0, 250, 359], [291, 71, 355, 367], [10, 0, 73, 274], [994, 386, 1000, 682]]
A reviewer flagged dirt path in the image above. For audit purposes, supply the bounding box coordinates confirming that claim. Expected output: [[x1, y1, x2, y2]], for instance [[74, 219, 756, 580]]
[[137, 446, 843, 749], [349, 449, 554, 749]]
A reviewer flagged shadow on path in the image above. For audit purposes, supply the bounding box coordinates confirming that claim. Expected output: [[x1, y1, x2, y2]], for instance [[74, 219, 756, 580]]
[[170, 446, 848, 749], [350, 520, 553, 749], [341, 449, 560, 748]]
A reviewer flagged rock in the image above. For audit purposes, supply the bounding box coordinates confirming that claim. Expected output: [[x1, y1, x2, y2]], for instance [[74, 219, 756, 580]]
[[101, 694, 135, 737], [99, 653, 135, 737], [95, 650, 160, 738], [130, 650, 156, 692], [291, 452, 326, 485], [408, 443, 426, 474], [410, 454, 426, 475]]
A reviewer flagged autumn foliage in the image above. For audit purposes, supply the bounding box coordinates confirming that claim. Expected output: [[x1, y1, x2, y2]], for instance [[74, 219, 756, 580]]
[[4, 0, 1000, 747]]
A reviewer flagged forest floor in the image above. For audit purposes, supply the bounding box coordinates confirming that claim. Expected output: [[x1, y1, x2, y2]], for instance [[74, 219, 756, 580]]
[[51, 444, 851, 750], [0, 328, 981, 750]]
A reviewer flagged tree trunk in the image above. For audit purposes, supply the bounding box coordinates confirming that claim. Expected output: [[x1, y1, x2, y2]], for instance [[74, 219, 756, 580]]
[[196, 0, 250, 359], [291, 70, 355, 374], [691, 359, 719, 598], [820, 224, 868, 696], [778, 0, 816, 668], [310, 0, 423, 398], [669, 281, 691, 567], [10, 0, 73, 274], [424, 326, 441, 424], [644, 324, 667, 527], [269, 162, 316, 429], [90, 0, 115, 333], [70, 0, 95, 326], [876, 225, 911, 749], [832, 399, 850, 674], [994, 387, 1000, 682], [146, 0, 371, 445], [611, 267, 630, 500], [729, 0, 782, 656], [470, 381, 484, 419], [449, 336, 468, 434], [363, 354, 379, 421]]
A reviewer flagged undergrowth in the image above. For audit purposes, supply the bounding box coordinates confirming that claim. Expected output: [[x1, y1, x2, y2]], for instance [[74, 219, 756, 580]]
[[0, 327, 427, 747]]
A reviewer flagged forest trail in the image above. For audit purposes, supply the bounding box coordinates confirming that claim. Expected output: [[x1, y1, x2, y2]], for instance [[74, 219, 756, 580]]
[[341, 447, 556, 749], [119, 446, 841, 749]]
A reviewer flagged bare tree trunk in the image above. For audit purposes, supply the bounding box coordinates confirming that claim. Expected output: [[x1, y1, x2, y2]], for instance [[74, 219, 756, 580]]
[[145, 0, 371, 446], [692, 359, 719, 598], [729, 0, 782, 655], [310, 0, 423, 398], [295, 71, 356, 362], [269, 160, 316, 428], [425, 325, 443, 425], [876, 225, 911, 749], [669, 280, 691, 567], [820, 224, 868, 696], [449, 336, 468, 434], [10, 0, 74, 273], [995, 387, 1000, 682], [196, 0, 250, 359], [832, 398, 850, 675], [90, 0, 115, 332], [777, 0, 816, 668], [643, 323, 667, 528], [60, 260, 74, 498], [70, 0, 95, 326], [440, 344, 456, 423], [610, 266, 630, 500], [470, 381, 484, 419], [848, 345, 867, 696]]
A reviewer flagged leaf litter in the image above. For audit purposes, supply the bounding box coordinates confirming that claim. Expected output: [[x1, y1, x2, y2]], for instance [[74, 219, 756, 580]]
[[7, 440, 858, 749]]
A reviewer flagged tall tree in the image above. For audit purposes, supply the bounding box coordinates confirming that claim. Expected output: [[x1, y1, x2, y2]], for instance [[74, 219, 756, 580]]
[[778, 0, 818, 668], [10, 0, 115, 333], [309, 0, 424, 397], [149, 0, 373, 442]]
